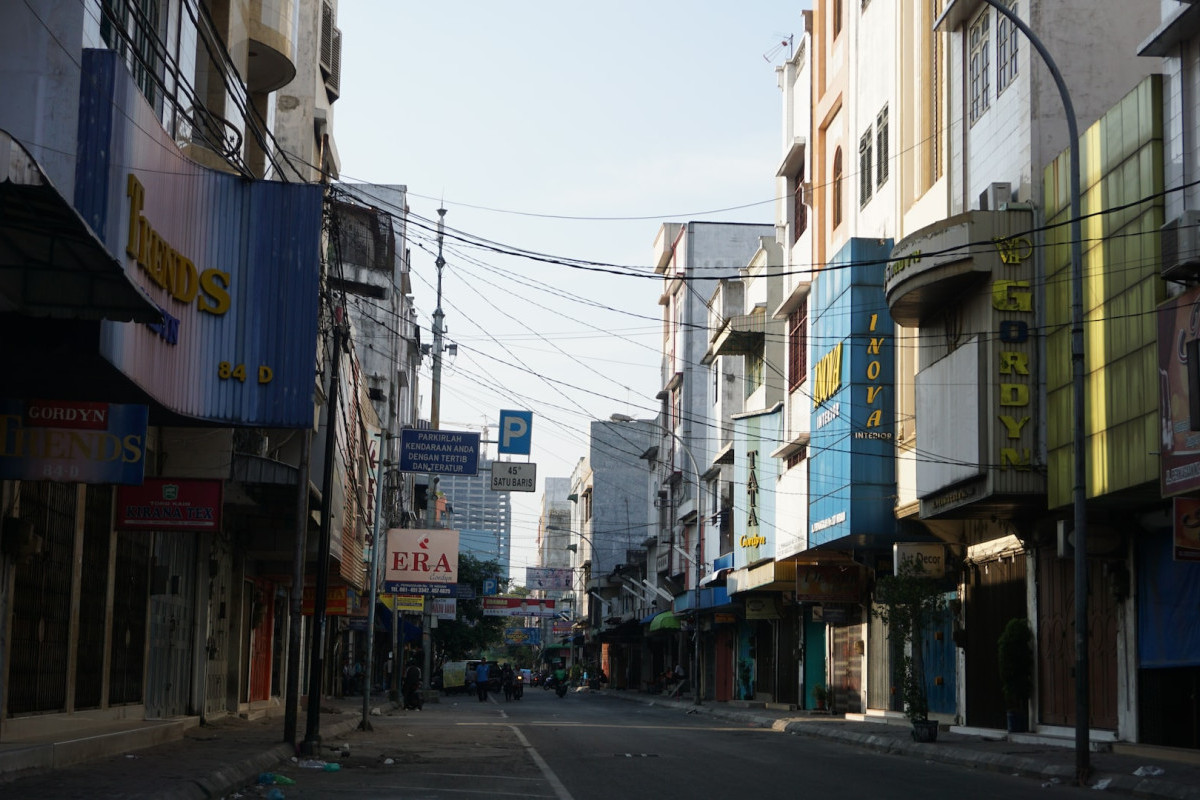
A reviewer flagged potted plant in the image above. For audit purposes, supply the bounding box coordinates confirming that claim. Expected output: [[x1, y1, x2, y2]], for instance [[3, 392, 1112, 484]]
[[811, 683, 828, 711], [872, 558, 948, 742], [997, 617, 1034, 733]]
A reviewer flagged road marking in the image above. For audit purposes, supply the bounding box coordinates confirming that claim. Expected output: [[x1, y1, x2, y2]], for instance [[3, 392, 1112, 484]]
[[507, 723, 574, 800]]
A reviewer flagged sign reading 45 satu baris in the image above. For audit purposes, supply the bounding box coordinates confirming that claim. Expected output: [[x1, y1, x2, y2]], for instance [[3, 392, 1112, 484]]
[[490, 462, 536, 492]]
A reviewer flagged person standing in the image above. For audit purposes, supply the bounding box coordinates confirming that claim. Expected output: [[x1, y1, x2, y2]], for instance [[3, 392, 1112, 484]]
[[475, 659, 490, 702]]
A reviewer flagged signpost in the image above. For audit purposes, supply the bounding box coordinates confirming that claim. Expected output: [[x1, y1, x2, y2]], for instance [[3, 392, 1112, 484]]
[[490, 461, 536, 492]]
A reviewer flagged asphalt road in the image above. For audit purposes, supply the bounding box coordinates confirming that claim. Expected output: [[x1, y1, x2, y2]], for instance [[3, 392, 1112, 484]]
[[238, 688, 1090, 800]]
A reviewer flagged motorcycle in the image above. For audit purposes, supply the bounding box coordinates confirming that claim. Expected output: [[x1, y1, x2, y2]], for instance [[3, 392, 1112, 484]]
[[544, 674, 569, 697], [513, 674, 524, 700]]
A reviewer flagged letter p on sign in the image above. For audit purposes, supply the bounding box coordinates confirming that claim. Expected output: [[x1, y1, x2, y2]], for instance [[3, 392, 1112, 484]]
[[498, 410, 533, 455]]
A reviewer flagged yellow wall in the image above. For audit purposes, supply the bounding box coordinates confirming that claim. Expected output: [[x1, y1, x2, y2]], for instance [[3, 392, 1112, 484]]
[[1043, 76, 1165, 508]]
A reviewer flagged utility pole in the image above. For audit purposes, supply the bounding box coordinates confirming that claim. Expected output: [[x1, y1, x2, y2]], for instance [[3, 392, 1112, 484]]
[[302, 310, 346, 756], [284, 430, 312, 746], [422, 207, 448, 692], [361, 432, 387, 730]]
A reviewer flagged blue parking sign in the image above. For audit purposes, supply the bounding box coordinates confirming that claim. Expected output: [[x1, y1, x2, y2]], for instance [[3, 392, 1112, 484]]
[[498, 410, 533, 455]]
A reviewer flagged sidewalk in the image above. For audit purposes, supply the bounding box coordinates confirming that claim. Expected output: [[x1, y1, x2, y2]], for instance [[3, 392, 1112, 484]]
[[595, 688, 1200, 799], [3, 689, 1199, 799], [0, 697, 371, 800]]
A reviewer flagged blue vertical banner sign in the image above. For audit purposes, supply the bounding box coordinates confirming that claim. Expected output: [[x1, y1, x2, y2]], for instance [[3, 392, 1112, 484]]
[[497, 410, 533, 455]]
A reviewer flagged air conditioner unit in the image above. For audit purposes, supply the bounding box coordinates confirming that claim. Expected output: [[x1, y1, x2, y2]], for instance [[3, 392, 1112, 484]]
[[800, 181, 813, 207], [320, 1, 342, 100], [978, 181, 1012, 211], [1161, 210, 1200, 282]]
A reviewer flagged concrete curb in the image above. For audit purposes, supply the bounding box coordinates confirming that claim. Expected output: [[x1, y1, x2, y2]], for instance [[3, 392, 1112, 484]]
[[155, 716, 362, 800]]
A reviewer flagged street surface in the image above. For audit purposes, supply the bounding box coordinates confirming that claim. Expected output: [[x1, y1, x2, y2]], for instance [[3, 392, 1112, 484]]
[[239, 688, 1086, 799]]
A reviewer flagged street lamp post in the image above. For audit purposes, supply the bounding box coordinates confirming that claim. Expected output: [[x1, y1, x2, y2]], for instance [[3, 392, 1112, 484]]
[[608, 414, 705, 704], [960, 2, 1089, 783], [661, 427, 704, 707]]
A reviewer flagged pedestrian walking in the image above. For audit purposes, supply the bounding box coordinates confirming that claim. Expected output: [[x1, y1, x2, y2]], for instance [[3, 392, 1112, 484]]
[[475, 659, 490, 702]]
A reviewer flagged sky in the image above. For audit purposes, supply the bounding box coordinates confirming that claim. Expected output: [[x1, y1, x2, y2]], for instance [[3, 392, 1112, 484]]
[[334, 1, 809, 577]]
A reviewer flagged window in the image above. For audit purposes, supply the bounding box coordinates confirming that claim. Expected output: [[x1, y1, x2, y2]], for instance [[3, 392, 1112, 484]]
[[745, 354, 764, 398], [876, 105, 889, 188], [969, 10, 991, 124], [832, 148, 844, 228], [792, 165, 808, 240], [997, 1, 1019, 94], [859, 128, 873, 207], [788, 300, 808, 391], [100, 0, 163, 109], [712, 363, 719, 404], [833, 0, 843, 37]]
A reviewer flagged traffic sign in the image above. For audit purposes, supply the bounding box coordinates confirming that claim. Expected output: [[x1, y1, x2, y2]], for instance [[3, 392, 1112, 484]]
[[491, 461, 536, 492], [497, 410, 533, 455]]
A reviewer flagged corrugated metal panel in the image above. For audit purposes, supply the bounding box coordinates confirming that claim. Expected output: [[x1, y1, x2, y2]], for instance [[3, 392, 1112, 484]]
[[76, 50, 321, 428]]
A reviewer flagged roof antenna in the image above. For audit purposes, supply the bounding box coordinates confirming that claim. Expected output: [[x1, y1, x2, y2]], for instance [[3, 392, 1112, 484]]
[[762, 34, 793, 63]]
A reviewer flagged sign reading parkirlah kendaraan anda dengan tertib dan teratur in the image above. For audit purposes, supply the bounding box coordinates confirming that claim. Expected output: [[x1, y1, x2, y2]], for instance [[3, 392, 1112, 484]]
[[398, 429, 480, 475]]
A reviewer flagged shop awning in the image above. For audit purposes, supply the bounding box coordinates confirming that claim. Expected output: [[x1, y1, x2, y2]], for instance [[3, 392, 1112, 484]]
[[0, 130, 161, 323], [699, 567, 732, 587], [648, 611, 681, 632]]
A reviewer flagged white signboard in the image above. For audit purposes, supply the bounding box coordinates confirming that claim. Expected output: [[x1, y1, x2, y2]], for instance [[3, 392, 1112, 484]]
[[893, 543, 946, 578], [525, 566, 573, 591], [482, 597, 558, 617], [385, 528, 460, 586], [431, 597, 457, 621], [491, 461, 537, 492]]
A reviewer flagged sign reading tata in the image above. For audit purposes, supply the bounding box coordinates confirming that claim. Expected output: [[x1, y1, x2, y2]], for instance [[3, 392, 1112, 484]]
[[398, 429, 480, 475], [384, 528, 460, 595], [498, 410, 533, 455]]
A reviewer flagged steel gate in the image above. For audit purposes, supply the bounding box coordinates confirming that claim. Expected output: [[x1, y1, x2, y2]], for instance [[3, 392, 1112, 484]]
[[75, 486, 113, 710], [8, 482, 75, 715], [145, 531, 197, 718], [109, 528, 149, 706]]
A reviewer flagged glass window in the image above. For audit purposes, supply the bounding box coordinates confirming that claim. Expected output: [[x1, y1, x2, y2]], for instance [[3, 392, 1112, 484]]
[[876, 105, 889, 188], [833, 148, 844, 228], [969, 9, 991, 125], [859, 128, 873, 207], [788, 300, 808, 391], [793, 165, 808, 240], [997, 1, 1019, 94]]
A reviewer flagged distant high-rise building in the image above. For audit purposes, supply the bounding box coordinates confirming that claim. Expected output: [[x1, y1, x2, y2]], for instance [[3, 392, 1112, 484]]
[[439, 456, 512, 577]]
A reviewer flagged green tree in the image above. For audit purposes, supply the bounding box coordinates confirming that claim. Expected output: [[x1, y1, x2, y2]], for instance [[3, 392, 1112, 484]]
[[431, 554, 507, 660], [872, 558, 948, 723]]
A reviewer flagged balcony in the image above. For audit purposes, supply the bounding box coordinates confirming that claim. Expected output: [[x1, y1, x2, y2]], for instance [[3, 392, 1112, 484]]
[[703, 311, 767, 365], [246, 0, 298, 93]]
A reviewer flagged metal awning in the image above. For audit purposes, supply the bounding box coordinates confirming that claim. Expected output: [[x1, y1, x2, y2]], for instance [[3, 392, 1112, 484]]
[[0, 130, 161, 323], [647, 610, 681, 633], [699, 567, 732, 587]]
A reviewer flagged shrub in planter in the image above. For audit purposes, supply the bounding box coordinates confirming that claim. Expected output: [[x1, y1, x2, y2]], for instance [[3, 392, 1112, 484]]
[[997, 617, 1034, 733]]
